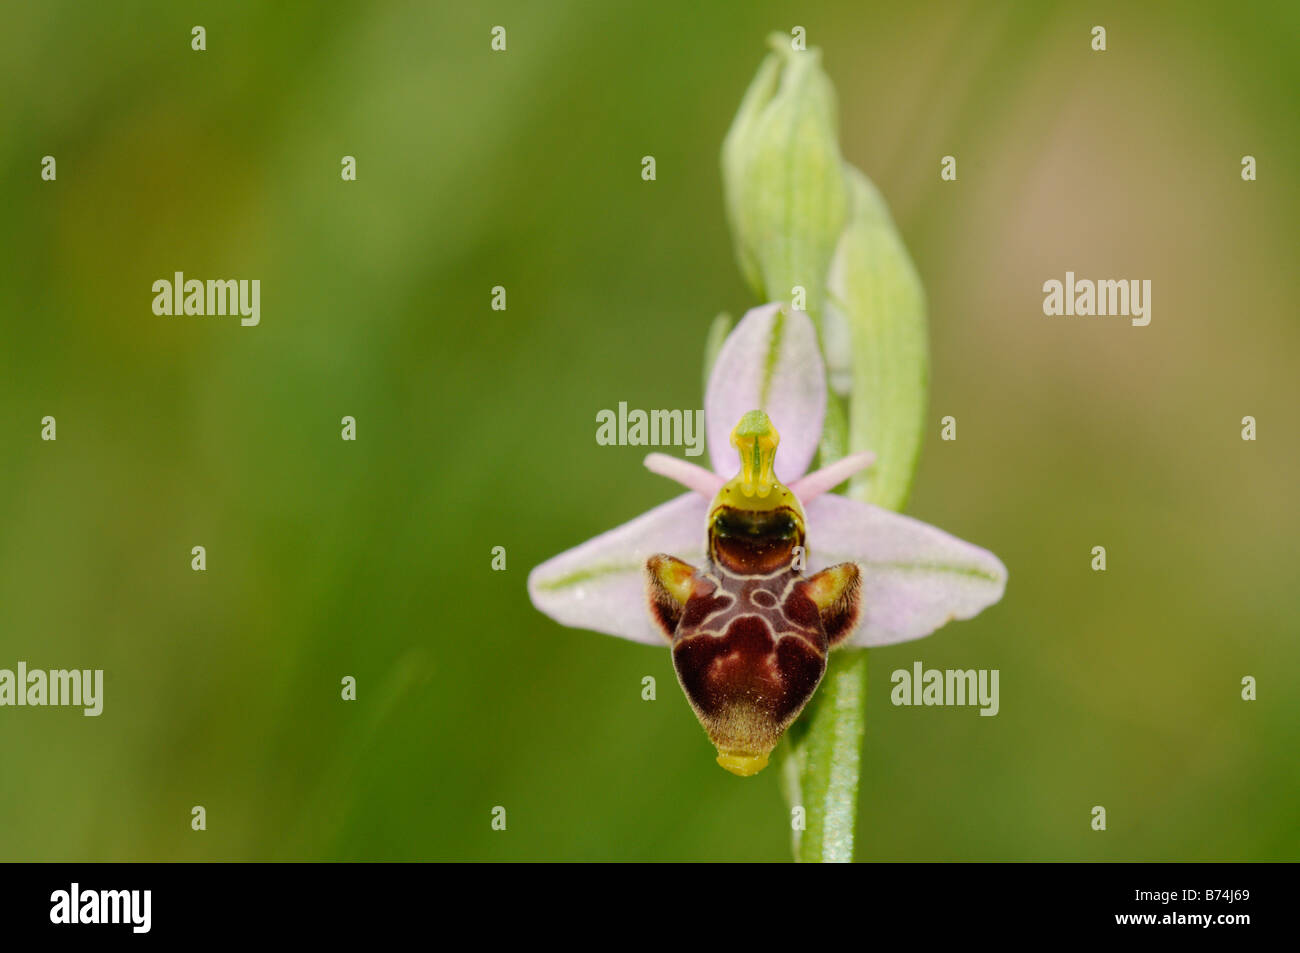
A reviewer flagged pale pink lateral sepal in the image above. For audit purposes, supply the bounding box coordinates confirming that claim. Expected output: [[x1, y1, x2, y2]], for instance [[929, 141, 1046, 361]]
[[526, 494, 707, 646], [803, 493, 1008, 647]]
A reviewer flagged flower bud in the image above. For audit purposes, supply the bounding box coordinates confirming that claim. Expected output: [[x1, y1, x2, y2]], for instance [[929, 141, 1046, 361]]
[[825, 165, 929, 511], [722, 34, 848, 323]]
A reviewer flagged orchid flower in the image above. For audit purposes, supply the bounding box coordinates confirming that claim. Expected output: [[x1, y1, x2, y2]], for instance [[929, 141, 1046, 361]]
[[528, 303, 1007, 775]]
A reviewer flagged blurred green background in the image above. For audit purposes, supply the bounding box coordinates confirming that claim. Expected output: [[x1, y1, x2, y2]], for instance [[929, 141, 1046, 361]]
[[1, 1, 1296, 861]]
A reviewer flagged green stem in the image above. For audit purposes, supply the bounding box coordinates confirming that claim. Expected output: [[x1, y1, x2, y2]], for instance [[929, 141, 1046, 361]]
[[780, 649, 867, 862], [778, 387, 870, 862]]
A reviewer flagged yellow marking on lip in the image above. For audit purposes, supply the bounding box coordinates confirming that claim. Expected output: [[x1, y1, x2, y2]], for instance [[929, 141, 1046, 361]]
[[716, 749, 770, 777]]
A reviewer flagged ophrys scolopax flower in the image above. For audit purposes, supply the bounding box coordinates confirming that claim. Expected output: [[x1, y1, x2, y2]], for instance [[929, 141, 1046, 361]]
[[528, 303, 1006, 776]]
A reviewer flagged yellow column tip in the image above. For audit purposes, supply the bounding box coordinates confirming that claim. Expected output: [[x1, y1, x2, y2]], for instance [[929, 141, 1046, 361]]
[[729, 410, 780, 499]]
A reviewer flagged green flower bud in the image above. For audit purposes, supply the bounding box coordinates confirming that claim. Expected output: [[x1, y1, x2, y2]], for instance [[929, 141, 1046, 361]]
[[722, 34, 848, 324], [825, 164, 929, 511]]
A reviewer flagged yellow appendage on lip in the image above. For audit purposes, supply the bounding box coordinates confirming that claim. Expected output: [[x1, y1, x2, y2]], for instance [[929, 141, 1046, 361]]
[[715, 749, 770, 777]]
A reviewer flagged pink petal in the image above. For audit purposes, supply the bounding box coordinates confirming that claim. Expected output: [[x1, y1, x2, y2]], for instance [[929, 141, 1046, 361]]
[[643, 453, 725, 497], [527, 494, 708, 646], [804, 493, 1007, 647], [706, 303, 827, 483], [790, 451, 876, 503]]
